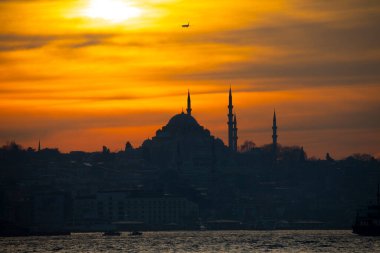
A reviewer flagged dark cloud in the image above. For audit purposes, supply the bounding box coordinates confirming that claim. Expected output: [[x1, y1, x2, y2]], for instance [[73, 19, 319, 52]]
[[284, 107, 380, 132], [0, 33, 115, 51], [0, 88, 233, 102], [238, 98, 380, 130], [0, 72, 61, 82], [170, 57, 380, 89], [181, 13, 380, 53], [164, 10, 380, 89], [0, 34, 53, 51], [291, 0, 380, 12], [67, 34, 114, 48]]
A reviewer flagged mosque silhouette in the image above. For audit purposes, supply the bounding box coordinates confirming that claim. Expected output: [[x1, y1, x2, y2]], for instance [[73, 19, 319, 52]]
[[140, 88, 278, 179]]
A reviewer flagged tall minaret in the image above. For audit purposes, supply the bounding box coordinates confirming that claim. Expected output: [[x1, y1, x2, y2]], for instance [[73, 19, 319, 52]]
[[187, 89, 192, 115], [38, 140, 41, 152], [272, 109, 278, 150], [233, 114, 238, 152], [227, 86, 234, 150]]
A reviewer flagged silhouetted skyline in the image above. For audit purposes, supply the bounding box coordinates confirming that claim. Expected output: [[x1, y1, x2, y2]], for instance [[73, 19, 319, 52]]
[[2, 87, 379, 160]]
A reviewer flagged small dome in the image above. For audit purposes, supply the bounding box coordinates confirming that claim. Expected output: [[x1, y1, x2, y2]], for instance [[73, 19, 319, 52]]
[[142, 139, 152, 147]]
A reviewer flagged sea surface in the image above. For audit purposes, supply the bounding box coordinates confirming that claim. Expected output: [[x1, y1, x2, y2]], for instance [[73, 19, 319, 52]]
[[1, 230, 379, 253]]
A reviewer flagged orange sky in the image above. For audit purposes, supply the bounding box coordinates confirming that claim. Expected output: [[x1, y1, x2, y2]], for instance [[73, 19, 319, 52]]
[[0, 0, 379, 158]]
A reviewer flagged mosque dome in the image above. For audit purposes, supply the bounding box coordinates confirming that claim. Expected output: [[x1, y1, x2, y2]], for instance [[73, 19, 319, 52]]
[[164, 112, 203, 134]]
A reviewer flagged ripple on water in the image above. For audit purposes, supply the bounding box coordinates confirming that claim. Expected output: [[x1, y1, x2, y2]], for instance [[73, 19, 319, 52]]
[[0, 230, 377, 253]]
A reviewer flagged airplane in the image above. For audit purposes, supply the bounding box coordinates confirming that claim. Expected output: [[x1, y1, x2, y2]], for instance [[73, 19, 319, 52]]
[[182, 22, 190, 28]]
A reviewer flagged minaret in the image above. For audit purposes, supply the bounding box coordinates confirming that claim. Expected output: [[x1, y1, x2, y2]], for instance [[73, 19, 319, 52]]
[[227, 86, 234, 151], [186, 89, 192, 115], [272, 109, 278, 151], [233, 114, 238, 152], [38, 140, 41, 152]]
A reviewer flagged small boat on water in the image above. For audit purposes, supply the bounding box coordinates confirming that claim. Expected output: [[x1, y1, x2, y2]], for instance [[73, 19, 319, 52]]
[[353, 185, 380, 236], [103, 231, 121, 236], [129, 231, 143, 236]]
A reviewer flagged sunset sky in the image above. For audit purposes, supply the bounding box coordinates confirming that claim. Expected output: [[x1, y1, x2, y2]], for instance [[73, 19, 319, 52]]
[[0, 0, 379, 158]]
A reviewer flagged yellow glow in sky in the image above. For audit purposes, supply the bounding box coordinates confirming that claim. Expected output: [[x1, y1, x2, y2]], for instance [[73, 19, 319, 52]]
[[83, 0, 142, 23]]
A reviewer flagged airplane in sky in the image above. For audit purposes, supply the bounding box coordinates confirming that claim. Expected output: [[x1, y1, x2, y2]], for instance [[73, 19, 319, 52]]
[[182, 22, 190, 28]]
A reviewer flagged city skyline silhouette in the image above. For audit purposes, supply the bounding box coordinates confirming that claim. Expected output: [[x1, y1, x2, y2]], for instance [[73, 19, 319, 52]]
[[1, 86, 378, 160]]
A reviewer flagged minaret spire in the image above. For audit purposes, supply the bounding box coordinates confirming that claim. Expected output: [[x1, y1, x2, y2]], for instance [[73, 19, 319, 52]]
[[187, 89, 192, 115], [38, 140, 41, 152], [227, 85, 234, 151], [272, 109, 278, 155], [229, 85, 232, 105]]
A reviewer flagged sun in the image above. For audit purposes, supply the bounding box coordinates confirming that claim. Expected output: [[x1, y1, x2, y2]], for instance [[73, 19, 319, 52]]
[[83, 0, 142, 23]]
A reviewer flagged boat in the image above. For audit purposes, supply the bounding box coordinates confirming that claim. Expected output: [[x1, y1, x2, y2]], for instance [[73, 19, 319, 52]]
[[129, 231, 142, 236], [103, 231, 121, 236], [352, 185, 380, 236]]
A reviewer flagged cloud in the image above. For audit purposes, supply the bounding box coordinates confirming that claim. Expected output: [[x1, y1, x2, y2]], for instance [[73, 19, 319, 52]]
[[170, 57, 380, 89], [179, 12, 380, 54], [0, 72, 61, 82], [0, 34, 53, 51], [0, 33, 115, 51], [158, 12, 380, 89], [66, 34, 115, 48], [0, 86, 234, 102]]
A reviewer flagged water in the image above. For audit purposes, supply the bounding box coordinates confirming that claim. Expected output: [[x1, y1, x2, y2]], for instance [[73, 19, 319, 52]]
[[1, 230, 379, 253]]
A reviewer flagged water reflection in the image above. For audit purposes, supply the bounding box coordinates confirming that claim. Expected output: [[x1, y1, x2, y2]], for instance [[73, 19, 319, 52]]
[[0, 230, 379, 253]]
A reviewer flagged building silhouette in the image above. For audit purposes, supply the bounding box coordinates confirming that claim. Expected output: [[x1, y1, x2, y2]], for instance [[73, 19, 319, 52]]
[[142, 88, 279, 164], [141, 90, 227, 185], [93, 191, 198, 230], [2, 87, 380, 234]]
